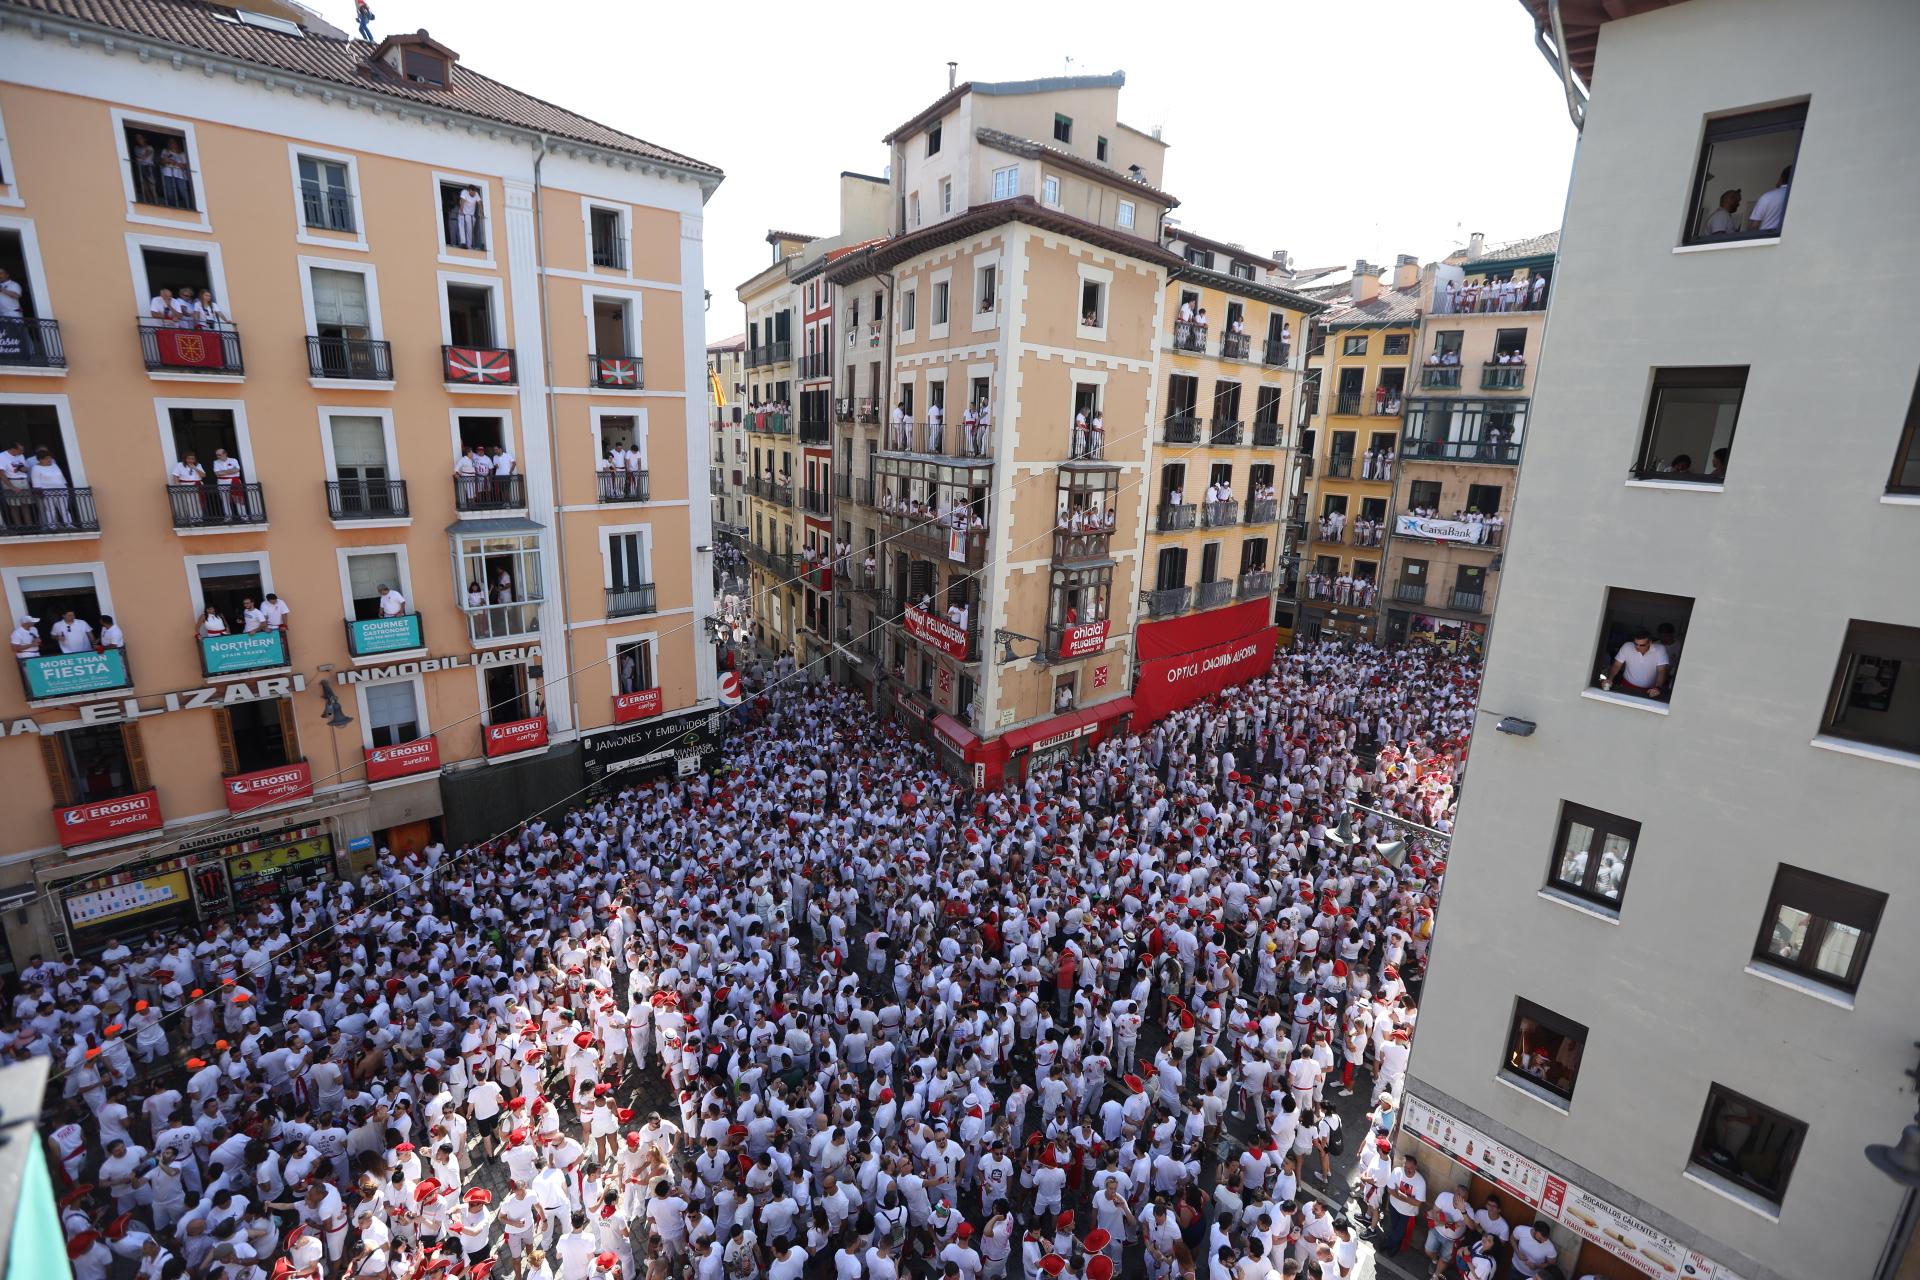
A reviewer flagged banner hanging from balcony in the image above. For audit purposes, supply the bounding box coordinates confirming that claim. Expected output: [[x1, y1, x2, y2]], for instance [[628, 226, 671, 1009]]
[[155, 328, 227, 369], [903, 605, 971, 662], [23, 648, 129, 699], [445, 345, 514, 384], [593, 355, 640, 387], [1135, 599, 1268, 661], [364, 736, 441, 783], [56, 789, 164, 848], [1057, 620, 1110, 659], [200, 631, 287, 676], [614, 688, 663, 722], [1133, 627, 1279, 724], [1394, 514, 1486, 544], [484, 716, 548, 758], [224, 760, 314, 813]]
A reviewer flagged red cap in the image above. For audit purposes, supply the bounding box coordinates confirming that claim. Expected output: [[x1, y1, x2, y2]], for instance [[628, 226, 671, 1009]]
[[1088, 1257, 1115, 1280], [574, 1032, 595, 1049], [1082, 1229, 1111, 1252], [1040, 1256, 1066, 1276], [413, 1179, 442, 1203], [67, 1233, 100, 1258], [1056, 1210, 1074, 1228], [956, 1223, 974, 1237], [466, 1189, 492, 1205]]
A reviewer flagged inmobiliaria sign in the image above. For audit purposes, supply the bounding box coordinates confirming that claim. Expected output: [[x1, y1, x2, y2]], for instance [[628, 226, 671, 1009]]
[[56, 789, 164, 848], [614, 689, 663, 723], [484, 716, 549, 758], [1056, 620, 1110, 659], [902, 605, 971, 661], [224, 761, 314, 813], [364, 736, 441, 783]]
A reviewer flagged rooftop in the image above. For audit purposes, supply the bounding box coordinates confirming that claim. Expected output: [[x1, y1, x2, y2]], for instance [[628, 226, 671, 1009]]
[[975, 127, 1179, 208], [2, 0, 720, 180], [707, 334, 746, 353], [1515, 0, 1686, 85], [1320, 287, 1423, 329], [883, 70, 1128, 143], [1470, 230, 1561, 267]]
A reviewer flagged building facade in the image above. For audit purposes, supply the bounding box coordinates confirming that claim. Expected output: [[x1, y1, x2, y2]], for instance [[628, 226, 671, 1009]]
[[737, 233, 805, 662], [706, 334, 746, 539], [0, 0, 719, 968], [1401, 2, 1920, 1278]]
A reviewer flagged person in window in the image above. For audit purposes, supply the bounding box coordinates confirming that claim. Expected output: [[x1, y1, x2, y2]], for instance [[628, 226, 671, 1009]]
[[240, 598, 268, 633], [130, 133, 162, 203], [0, 442, 31, 530], [454, 185, 481, 248], [1072, 410, 1089, 460], [1747, 166, 1792, 234], [210, 448, 245, 521], [1700, 188, 1744, 239], [1175, 297, 1195, 347], [196, 605, 229, 640], [29, 447, 72, 527], [51, 609, 94, 654], [148, 288, 181, 328], [9, 614, 38, 658], [159, 140, 191, 208], [261, 594, 290, 631], [174, 286, 204, 329], [491, 444, 517, 499], [1707, 447, 1729, 481], [466, 581, 489, 639], [622, 441, 643, 500], [376, 583, 407, 617], [195, 290, 230, 329], [1602, 628, 1670, 699], [97, 615, 123, 649]]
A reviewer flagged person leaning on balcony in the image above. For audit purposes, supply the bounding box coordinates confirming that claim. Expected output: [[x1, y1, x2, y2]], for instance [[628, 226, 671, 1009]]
[[376, 584, 407, 617], [261, 594, 290, 631], [9, 614, 39, 658], [453, 447, 477, 500], [1089, 411, 1105, 458], [195, 606, 229, 640], [98, 615, 124, 649], [29, 448, 72, 527], [51, 610, 93, 654], [1603, 629, 1670, 699], [622, 442, 642, 496], [241, 598, 267, 633], [210, 448, 245, 521], [148, 288, 181, 327], [1, 442, 30, 528]]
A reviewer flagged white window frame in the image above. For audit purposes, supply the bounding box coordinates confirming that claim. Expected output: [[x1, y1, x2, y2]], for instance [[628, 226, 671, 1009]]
[[590, 406, 650, 476], [900, 287, 917, 339], [316, 405, 408, 527], [473, 657, 540, 734], [0, 215, 56, 332], [992, 165, 1019, 202], [1075, 262, 1113, 343], [1118, 200, 1136, 230], [436, 271, 510, 386], [972, 254, 1001, 333], [605, 632, 661, 693], [151, 396, 259, 501], [354, 673, 431, 755], [287, 144, 367, 252], [432, 170, 496, 268], [0, 100, 21, 208], [599, 522, 656, 594], [448, 407, 519, 470], [181, 550, 276, 619], [110, 108, 212, 232], [583, 285, 645, 360], [909, 192, 921, 228], [928, 268, 952, 339], [939, 178, 953, 216], [583, 199, 632, 277], [298, 256, 389, 388], [3, 559, 114, 631], [0, 392, 86, 485], [1043, 174, 1061, 207], [335, 543, 418, 634], [126, 234, 237, 377]]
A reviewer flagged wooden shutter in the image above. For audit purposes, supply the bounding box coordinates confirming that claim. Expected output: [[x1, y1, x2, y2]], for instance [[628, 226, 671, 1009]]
[[276, 696, 301, 765], [122, 724, 152, 792], [39, 733, 73, 808], [213, 708, 238, 777]]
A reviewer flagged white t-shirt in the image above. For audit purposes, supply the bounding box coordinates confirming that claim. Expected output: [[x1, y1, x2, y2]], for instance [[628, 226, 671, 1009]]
[[52, 618, 94, 653], [1749, 183, 1789, 232], [1613, 641, 1670, 688], [261, 599, 291, 628], [379, 591, 407, 617], [0, 279, 22, 319], [1385, 1168, 1426, 1216]]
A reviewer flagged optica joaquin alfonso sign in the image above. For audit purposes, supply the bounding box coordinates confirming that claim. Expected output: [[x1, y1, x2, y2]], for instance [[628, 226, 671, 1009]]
[[224, 761, 314, 813], [364, 736, 441, 783], [56, 789, 164, 849]]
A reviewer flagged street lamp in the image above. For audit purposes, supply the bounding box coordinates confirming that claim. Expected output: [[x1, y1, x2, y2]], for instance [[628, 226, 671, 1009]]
[[994, 629, 1042, 665], [1866, 1042, 1920, 1188]]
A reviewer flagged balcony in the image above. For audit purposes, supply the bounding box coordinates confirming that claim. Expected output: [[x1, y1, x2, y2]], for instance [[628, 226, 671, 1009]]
[[1142, 586, 1191, 618], [1482, 363, 1527, 390], [1156, 503, 1196, 532], [798, 351, 833, 379], [799, 416, 832, 445], [1327, 454, 1354, 479], [453, 473, 526, 512], [1403, 437, 1524, 465], [0, 318, 67, 369], [168, 481, 266, 528], [326, 479, 409, 521], [1246, 498, 1278, 524], [1163, 414, 1202, 445], [854, 478, 874, 508], [747, 409, 791, 435], [749, 340, 793, 368], [1299, 455, 1315, 478], [346, 613, 423, 658], [1393, 582, 1427, 604], [835, 400, 858, 425], [881, 510, 987, 567], [307, 335, 393, 382], [469, 603, 540, 643], [1353, 525, 1383, 548], [1263, 338, 1290, 366], [858, 403, 881, 425], [596, 471, 651, 503], [140, 323, 244, 376], [801, 488, 831, 516], [1221, 332, 1252, 361], [607, 583, 657, 618], [1, 487, 99, 536], [199, 628, 289, 678], [898, 604, 983, 664], [1200, 499, 1240, 528], [1434, 284, 1549, 315], [1208, 417, 1244, 446], [1196, 579, 1234, 609], [1237, 569, 1273, 599], [769, 479, 794, 506], [1044, 619, 1112, 661], [591, 233, 627, 270], [1336, 393, 1364, 415], [1315, 524, 1345, 545], [19, 647, 133, 700], [1171, 322, 1208, 354], [1421, 365, 1462, 389], [588, 354, 644, 389], [1449, 590, 1487, 614], [1253, 421, 1284, 448], [442, 344, 517, 386], [1052, 528, 1113, 563]]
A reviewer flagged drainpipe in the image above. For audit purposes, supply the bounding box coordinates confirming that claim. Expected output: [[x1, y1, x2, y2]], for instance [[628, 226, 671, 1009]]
[[531, 135, 584, 742], [1541, 0, 1590, 131]]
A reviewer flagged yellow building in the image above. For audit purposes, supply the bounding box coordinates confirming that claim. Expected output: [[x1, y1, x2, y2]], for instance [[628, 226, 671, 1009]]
[[1297, 258, 1421, 638], [737, 232, 808, 662], [0, 1, 719, 965]]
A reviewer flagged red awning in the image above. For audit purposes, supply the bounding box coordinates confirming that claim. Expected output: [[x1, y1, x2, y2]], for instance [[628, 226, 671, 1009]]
[[999, 696, 1137, 752], [931, 714, 978, 750]]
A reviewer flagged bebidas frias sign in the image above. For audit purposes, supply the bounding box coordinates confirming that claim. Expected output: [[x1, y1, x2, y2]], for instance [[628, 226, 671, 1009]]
[[333, 644, 540, 685]]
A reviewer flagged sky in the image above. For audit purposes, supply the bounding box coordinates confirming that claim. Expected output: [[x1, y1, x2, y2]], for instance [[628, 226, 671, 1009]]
[[333, 0, 1578, 341]]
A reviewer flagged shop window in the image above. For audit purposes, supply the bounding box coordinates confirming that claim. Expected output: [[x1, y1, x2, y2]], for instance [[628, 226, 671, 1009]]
[[217, 698, 298, 776], [1500, 997, 1587, 1104], [1591, 587, 1693, 702], [1683, 102, 1806, 245], [364, 681, 423, 749], [1688, 1085, 1806, 1206], [1753, 864, 1886, 993], [1547, 802, 1639, 909], [1819, 620, 1920, 756], [42, 723, 147, 807], [1632, 367, 1746, 483]]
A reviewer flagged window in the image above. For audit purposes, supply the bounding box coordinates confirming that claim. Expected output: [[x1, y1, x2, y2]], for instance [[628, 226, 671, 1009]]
[[909, 193, 921, 227], [901, 290, 916, 333], [1117, 201, 1135, 230], [457, 531, 544, 641], [1402, 398, 1529, 464], [1689, 1085, 1807, 1206], [1230, 262, 1255, 281], [1155, 546, 1188, 591], [1409, 479, 1442, 510], [1434, 330, 1463, 359], [1501, 998, 1587, 1103], [297, 155, 354, 232], [1633, 367, 1745, 482], [218, 698, 298, 776], [439, 180, 487, 251], [992, 166, 1018, 201], [1887, 371, 1920, 494], [616, 637, 656, 695], [1184, 247, 1215, 269], [1384, 333, 1409, 356], [977, 264, 997, 314], [1343, 335, 1368, 356], [1754, 863, 1886, 993], [926, 123, 942, 156], [344, 550, 404, 621], [1548, 802, 1640, 908], [45, 724, 145, 807], [1592, 587, 1694, 701], [446, 282, 498, 348], [1819, 619, 1920, 755], [123, 122, 196, 210], [1466, 482, 1503, 515], [1079, 280, 1105, 329], [365, 680, 423, 748], [1096, 136, 1109, 162], [1683, 102, 1807, 245], [401, 47, 448, 86], [1053, 114, 1072, 144], [1494, 328, 1527, 359], [939, 178, 952, 215], [932, 281, 949, 326], [590, 207, 625, 269], [1043, 176, 1060, 207]]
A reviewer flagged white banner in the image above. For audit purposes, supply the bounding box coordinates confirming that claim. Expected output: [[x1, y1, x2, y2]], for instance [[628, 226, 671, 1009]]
[[1395, 514, 1486, 544]]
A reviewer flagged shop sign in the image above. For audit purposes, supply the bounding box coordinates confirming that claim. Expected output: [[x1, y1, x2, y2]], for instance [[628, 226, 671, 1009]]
[[348, 835, 374, 852], [1133, 628, 1279, 724], [1057, 620, 1110, 658], [364, 736, 441, 782], [1029, 722, 1092, 754], [346, 614, 426, 657], [224, 760, 314, 813], [22, 648, 130, 699], [614, 688, 663, 722], [1395, 513, 1490, 544], [1400, 1095, 1549, 1207], [72, 674, 306, 727], [582, 705, 725, 783], [484, 716, 548, 758], [902, 605, 970, 661], [55, 789, 164, 849], [335, 642, 538, 684], [199, 631, 289, 676], [65, 870, 190, 927]]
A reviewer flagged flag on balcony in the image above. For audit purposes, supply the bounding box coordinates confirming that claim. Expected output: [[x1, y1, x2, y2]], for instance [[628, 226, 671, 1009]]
[[595, 355, 640, 387], [709, 369, 726, 408], [445, 345, 513, 384], [156, 328, 227, 369]]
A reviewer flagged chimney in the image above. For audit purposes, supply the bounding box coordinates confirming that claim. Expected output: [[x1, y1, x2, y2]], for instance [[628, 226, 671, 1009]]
[[1393, 254, 1420, 291], [1272, 249, 1290, 272], [1351, 260, 1382, 303], [947, 61, 958, 90], [1467, 232, 1486, 261]]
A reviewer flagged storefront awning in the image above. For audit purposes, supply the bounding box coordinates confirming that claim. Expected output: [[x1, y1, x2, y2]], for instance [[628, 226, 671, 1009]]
[[999, 695, 1136, 752], [931, 714, 978, 751], [444, 516, 547, 535]]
